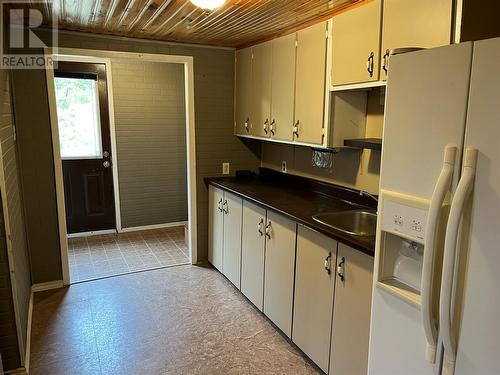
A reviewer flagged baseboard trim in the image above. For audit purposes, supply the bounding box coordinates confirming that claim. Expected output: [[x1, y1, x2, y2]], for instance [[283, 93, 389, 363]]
[[31, 280, 64, 293], [5, 367, 28, 374], [24, 292, 33, 373], [119, 221, 187, 233], [67, 229, 117, 238]]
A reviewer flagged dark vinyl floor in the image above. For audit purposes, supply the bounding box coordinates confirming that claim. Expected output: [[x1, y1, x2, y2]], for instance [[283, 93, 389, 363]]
[[30, 265, 320, 374]]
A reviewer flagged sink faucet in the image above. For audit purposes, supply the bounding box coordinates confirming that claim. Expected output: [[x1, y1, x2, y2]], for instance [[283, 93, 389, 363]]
[[359, 190, 378, 204]]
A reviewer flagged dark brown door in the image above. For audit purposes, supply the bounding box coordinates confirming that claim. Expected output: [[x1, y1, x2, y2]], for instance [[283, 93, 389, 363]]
[[54, 62, 116, 234]]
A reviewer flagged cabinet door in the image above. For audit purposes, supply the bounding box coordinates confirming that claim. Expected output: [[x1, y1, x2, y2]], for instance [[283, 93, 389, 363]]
[[294, 22, 327, 145], [263, 211, 296, 338], [329, 243, 374, 375], [235, 47, 253, 135], [251, 41, 273, 138], [331, 0, 382, 86], [208, 186, 224, 272], [240, 201, 266, 310], [292, 225, 336, 372], [270, 33, 296, 141], [222, 192, 243, 288], [381, 0, 452, 80]]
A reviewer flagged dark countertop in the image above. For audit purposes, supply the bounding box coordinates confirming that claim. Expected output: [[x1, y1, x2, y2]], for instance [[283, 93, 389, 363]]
[[205, 168, 377, 256]]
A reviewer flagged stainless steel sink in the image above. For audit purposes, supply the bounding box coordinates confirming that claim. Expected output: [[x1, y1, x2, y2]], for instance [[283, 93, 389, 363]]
[[312, 210, 377, 236]]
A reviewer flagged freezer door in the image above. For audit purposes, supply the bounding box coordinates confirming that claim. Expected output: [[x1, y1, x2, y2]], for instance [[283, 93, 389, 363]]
[[453, 37, 500, 375], [379, 42, 472, 199]]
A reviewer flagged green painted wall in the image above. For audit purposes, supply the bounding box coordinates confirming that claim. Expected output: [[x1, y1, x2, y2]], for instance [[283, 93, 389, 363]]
[[10, 31, 260, 282]]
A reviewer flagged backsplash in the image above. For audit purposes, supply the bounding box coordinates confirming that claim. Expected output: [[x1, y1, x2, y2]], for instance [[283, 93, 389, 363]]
[[261, 88, 384, 194]]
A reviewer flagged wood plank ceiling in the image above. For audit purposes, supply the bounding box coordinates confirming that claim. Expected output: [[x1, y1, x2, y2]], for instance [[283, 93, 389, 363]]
[[21, 0, 365, 48]]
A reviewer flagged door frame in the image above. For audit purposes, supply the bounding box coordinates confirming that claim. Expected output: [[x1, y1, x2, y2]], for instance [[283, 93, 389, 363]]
[[45, 48, 198, 285]]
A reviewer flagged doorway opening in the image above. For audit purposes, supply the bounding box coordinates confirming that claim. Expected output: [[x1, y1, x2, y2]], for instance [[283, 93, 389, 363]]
[[46, 50, 198, 284]]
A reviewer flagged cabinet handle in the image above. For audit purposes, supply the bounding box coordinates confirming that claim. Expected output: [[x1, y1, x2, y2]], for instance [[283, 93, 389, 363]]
[[257, 218, 264, 236], [293, 120, 300, 138], [382, 49, 390, 74], [217, 198, 223, 212], [263, 119, 269, 134], [366, 52, 374, 77], [222, 200, 228, 214], [337, 257, 345, 282], [244, 117, 250, 132], [324, 253, 331, 274], [265, 221, 272, 239], [270, 119, 275, 135]]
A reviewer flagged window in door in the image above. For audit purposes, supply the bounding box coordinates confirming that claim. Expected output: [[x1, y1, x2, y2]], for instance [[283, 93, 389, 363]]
[[54, 76, 103, 159]]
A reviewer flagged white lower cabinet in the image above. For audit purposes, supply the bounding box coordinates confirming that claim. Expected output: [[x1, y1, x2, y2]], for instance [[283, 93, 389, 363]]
[[208, 186, 224, 272], [329, 243, 374, 375], [263, 210, 297, 338], [293, 225, 337, 373], [222, 192, 243, 289], [241, 201, 267, 310], [208, 187, 374, 374]]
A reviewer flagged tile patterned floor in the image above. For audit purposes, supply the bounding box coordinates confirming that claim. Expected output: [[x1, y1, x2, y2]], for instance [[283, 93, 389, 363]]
[[68, 227, 189, 282], [30, 265, 320, 375]]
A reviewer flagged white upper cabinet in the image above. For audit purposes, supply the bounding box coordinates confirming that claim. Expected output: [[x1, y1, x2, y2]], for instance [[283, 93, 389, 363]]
[[235, 47, 253, 135], [331, 0, 382, 86], [381, 0, 453, 80], [251, 41, 273, 138], [270, 33, 296, 141], [294, 22, 328, 145]]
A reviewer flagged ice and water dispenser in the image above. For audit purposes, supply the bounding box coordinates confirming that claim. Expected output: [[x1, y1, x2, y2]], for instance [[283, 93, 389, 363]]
[[376, 191, 430, 305]]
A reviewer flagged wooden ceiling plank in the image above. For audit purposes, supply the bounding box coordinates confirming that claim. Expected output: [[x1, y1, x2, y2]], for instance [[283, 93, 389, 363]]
[[103, 0, 120, 28], [89, 0, 103, 25], [155, 6, 200, 37], [147, 0, 189, 35], [124, 0, 155, 32], [114, 0, 139, 28], [138, 0, 175, 31]]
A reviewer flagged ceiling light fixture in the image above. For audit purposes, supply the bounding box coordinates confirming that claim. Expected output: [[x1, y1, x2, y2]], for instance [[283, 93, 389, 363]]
[[190, 0, 226, 11]]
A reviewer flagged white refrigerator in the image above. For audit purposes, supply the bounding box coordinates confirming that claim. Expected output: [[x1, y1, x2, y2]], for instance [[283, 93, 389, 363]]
[[368, 38, 500, 375]]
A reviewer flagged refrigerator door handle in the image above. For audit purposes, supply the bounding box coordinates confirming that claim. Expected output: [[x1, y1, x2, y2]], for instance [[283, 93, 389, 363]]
[[439, 148, 478, 375], [422, 146, 457, 363]]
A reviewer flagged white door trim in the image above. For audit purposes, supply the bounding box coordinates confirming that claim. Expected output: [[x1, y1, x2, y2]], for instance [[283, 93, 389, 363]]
[[44, 48, 198, 285]]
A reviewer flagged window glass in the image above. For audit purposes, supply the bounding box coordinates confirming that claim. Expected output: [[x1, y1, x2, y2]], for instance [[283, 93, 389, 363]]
[[54, 77, 102, 159]]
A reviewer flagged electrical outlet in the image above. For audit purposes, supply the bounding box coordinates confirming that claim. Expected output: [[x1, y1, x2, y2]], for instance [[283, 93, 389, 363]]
[[222, 162, 230, 175], [281, 161, 287, 173]]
